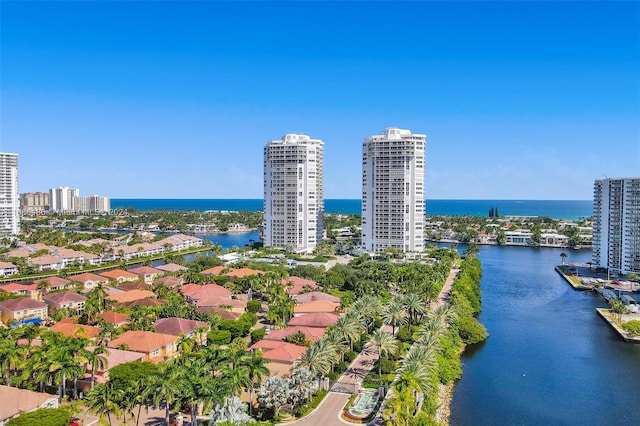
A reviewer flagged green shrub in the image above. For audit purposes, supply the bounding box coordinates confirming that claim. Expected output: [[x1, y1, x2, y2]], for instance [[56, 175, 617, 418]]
[[622, 320, 640, 336], [250, 328, 266, 344], [457, 315, 489, 344], [344, 350, 357, 363], [6, 408, 70, 426], [379, 357, 396, 375], [208, 329, 232, 345], [246, 300, 261, 314], [396, 325, 413, 343], [333, 360, 348, 373]]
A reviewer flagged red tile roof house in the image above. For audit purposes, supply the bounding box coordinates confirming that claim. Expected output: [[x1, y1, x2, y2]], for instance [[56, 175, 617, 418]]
[[281, 276, 319, 295], [225, 268, 265, 281], [0, 385, 59, 425], [98, 311, 130, 328], [128, 266, 163, 284], [108, 330, 179, 362], [249, 340, 307, 377], [107, 289, 155, 304], [0, 283, 40, 300], [196, 307, 241, 320], [117, 281, 151, 292], [50, 248, 86, 268], [201, 266, 227, 276], [33, 276, 72, 292], [27, 254, 64, 272], [78, 347, 145, 390], [293, 291, 340, 304], [100, 269, 140, 284], [179, 284, 232, 304], [43, 291, 87, 315], [0, 261, 19, 277], [156, 263, 188, 273], [154, 276, 184, 288], [0, 298, 48, 325], [196, 296, 247, 314], [154, 317, 210, 344], [293, 300, 340, 316], [69, 272, 108, 292], [264, 325, 326, 343], [49, 322, 100, 340], [288, 312, 340, 328]]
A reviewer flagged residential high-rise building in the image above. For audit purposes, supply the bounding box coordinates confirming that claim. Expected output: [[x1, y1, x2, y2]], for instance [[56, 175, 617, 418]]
[[0, 153, 19, 237], [20, 192, 50, 212], [49, 187, 79, 212], [76, 195, 110, 213], [263, 133, 324, 254], [592, 177, 640, 275], [362, 127, 426, 253]]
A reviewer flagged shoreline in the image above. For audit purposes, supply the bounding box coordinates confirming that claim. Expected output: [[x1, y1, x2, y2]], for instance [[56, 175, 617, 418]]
[[435, 382, 453, 425]]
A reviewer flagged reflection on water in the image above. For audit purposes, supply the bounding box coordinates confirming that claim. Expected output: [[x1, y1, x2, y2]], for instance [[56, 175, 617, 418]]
[[449, 246, 640, 426]]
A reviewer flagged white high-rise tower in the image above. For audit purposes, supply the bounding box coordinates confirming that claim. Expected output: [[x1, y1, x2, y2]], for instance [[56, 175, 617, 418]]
[[264, 134, 324, 254], [362, 127, 426, 253], [0, 153, 19, 237], [592, 177, 640, 274], [49, 186, 79, 212]]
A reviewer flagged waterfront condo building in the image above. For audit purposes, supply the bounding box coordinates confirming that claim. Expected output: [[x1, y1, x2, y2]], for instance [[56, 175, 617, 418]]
[[362, 128, 425, 253], [0, 153, 19, 237], [592, 177, 640, 275], [264, 134, 324, 254], [49, 186, 79, 212], [20, 192, 50, 212], [76, 194, 111, 213]]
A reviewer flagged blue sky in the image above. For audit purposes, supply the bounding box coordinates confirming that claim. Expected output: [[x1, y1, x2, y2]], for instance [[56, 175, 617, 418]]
[[1, 1, 638, 200]]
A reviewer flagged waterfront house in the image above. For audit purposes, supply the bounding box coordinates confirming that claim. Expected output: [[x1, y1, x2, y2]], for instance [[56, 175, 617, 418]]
[[43, 291, 86, 315], [70, 272, 108, 291], [0, 298, 48, 325], [50, 248, 86, 268], [540, 232, 570, 247], [249, 340, 307, 377], [505, 230, 533, 246], [0, 385, 59, 426], [129, 266, 163, 284], [108, 330, 179, 362], [156, 263, 188, 273], [0, 262, 18, 277], [0, 282, 40, 300], [28, 254, 64, 271], [100, 269, 139, 284]]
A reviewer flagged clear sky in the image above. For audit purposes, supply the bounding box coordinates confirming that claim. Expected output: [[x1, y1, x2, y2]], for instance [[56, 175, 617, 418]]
[[1, 1, 638, 200]]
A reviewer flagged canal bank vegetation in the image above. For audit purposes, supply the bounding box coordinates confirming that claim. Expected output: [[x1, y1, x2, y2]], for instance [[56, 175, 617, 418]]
[[382, 254, 487, 426]]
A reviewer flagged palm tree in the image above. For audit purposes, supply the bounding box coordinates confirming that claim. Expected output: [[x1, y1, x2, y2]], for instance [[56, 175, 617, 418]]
[[297, 339, 334, 388], [366, 329, 398, 376], [86, 345, 109, 390], [0, 336, 26, 386], [335, 313, 363, 351], [560, 252, 568, 266], [383, 300, 407, 335], [402, 292, 427, 326], [86, 382, 123, 425], [238, 350, 270, 416]]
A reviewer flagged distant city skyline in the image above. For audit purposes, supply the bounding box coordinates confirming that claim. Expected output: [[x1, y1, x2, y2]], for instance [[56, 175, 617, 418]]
[[1, 1, 638, 200]]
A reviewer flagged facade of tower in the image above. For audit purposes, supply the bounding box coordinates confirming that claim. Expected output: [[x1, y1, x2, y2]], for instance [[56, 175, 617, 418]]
[[49, 187, 79, 212], [362, 128, 426, 253], [0, 153, 19, 237], [592, 177, 640, 275], [263, 134, 324, 254]]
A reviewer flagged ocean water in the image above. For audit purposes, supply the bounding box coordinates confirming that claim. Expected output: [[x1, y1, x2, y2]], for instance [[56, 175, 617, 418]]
[[112, 199, 592, 220]]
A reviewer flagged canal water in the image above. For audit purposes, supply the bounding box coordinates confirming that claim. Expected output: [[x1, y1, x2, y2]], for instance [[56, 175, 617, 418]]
[[449, 246, 640, 425]]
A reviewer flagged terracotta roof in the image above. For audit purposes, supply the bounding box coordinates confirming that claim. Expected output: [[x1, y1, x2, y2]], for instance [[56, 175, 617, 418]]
[[196, 296, 246, 308], [100, 269, 139, 280], [226, 268, 264, 279], [43, 291, 87, 304], [293, 291, 340, 303], [281, 276, 318, 295], [195, 307, 241, 319], [180, 284, 231, 300], [119, 298, 165, 308], [0, 283, 37, 292], [117, 281, 151, 291], [265, 325, 326, 342], [70, 272, 107, 284], [294, 300, 340, 314], [98, 311, 130, 325], [154, 317, 209, 336], [107, 289, 155, 303], [201, 266, 226, 275], [0, 385, 58, 421], [128, 266, 163, 276], [28, 255, 63, 265], [0, 261, 17, 269], [33, 276, 71, 287], [85, 346, 144, 373], [108, 330, 178, 354], [50, 323, 100, 339], [288, 312, 339, 328], [156, 263, 188, 272], [0, 298, 47, 311], [249, 341, 306, 363], [154, 276, 183, 287]]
